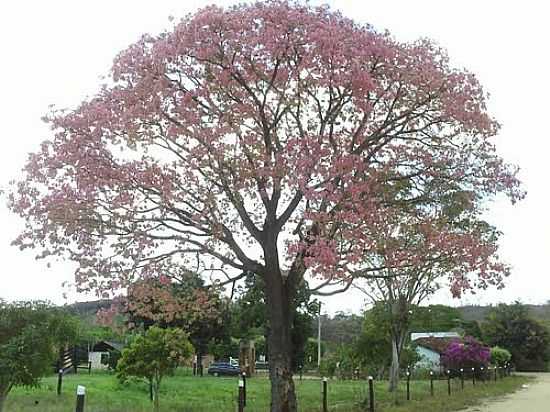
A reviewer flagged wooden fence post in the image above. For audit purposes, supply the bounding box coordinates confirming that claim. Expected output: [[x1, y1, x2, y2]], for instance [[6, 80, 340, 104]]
[[57, 369, 63, 396], [238, 378, 244, 412], [322, 377, 328, 412], [368, 376, 375, 412], [241, 372, 247, 407], [406, 370, 410, 400], [75, 385, 85, 412]]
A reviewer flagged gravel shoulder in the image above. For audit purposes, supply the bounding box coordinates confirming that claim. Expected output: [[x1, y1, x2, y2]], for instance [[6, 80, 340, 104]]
[[460, 373, 550, 412]]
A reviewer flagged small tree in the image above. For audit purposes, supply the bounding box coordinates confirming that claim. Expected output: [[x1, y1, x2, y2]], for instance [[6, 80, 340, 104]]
[[490, 346, 511, 367], [116, 326, 192, 412], [0, 301, 78, 412], [121, 273, 226, 376]]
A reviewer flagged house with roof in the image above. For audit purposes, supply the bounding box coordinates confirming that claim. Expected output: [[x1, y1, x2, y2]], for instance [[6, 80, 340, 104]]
[[88, 340, 125, 369], [411, 332, 460, 372]]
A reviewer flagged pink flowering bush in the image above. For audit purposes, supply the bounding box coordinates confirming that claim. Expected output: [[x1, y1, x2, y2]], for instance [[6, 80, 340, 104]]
[[442, 336, 490, 372]]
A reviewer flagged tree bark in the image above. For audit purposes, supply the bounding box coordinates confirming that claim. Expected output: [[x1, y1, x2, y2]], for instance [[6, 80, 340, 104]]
[[388, 335, 401, 392], [388, 317, 408, 392], [265, 270, 298, 412], [152, 379, 160, 412]]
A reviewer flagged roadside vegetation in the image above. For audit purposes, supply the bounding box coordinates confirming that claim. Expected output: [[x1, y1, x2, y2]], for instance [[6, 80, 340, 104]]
[[5, 369, 530, 412]]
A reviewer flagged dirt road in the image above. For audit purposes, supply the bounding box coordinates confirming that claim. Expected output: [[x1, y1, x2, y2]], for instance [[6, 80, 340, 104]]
[[460, 373, 550, 412]]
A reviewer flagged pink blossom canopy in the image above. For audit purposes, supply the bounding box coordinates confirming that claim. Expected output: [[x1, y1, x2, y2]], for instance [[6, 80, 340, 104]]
[[10, 0, 523, 299]]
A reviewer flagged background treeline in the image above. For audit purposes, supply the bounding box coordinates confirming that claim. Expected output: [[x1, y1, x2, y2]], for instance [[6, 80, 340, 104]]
[[67, 297, 550, 375]]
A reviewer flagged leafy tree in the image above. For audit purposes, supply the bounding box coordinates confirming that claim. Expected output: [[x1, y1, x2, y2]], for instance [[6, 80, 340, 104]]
[[10, 2, 522, 409], [358, 210, 506, 391], [318, 313, 364, 349], [116, 327, 193, 412], [354, 303, 421, 379], [355, 305, 392, 377], [208, 337, 240, 362], [0, 301, 78, 412], [490, 346, 511, 367], [121, 273, 227, 375], [482, 302, 550, 371]]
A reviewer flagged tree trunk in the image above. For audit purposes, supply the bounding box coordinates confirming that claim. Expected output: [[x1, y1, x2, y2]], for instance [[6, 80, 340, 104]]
[[152, 381, 160, 412], [0, 394, 5, 412], [388, 336, 401, 392], [265, 271, 297, 412], [197, 351, 203, 377]]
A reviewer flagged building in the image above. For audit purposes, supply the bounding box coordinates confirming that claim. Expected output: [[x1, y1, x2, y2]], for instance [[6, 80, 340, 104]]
[[411, 332, 460, 372], [88, 341, 124, 370]]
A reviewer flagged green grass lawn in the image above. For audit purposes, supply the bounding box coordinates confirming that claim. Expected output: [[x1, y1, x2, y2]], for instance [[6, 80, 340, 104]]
[[5, 369, 529, 412]]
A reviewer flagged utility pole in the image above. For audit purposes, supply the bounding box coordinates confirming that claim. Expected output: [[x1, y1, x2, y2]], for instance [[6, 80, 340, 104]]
[[317, 301, 322, 368]]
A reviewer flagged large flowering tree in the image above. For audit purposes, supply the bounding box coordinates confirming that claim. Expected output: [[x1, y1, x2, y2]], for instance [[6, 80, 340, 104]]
[[9, 1, 522, 410], [356, 203, 507, 390]]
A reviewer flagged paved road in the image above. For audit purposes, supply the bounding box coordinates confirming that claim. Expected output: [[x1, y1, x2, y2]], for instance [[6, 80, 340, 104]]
[[460, 373, 550, 412]]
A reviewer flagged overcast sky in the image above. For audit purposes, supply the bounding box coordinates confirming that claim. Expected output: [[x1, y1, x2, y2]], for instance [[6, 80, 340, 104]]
[[0, 1, 548, 315]]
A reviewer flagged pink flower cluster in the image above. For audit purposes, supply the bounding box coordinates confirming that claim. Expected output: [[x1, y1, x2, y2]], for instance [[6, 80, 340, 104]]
[[442, 336, 491, 370]]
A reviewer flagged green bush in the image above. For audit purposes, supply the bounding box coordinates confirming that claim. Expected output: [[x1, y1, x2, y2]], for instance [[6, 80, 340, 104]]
[[319, 356, 337, 378], [490, 346, 512, 367]]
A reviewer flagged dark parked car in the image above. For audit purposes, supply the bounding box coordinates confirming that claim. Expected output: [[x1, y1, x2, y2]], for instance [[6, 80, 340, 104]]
[[207, 362, 241, 377]]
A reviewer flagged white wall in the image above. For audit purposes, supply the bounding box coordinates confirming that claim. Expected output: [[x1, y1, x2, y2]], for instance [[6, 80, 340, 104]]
[[415, 346, 441, 371], [88, 351, 109, 370]]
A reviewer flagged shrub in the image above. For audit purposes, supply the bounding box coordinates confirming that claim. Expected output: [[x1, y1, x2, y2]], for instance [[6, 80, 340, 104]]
[[319, 356, 338, 378], [117, 327, 192, 412], [442, 336, 490, 372], [490, 346, 512, 367]]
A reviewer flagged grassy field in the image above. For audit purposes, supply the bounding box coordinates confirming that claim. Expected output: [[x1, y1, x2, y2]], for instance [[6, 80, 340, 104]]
[[5, 369, 529, 412]]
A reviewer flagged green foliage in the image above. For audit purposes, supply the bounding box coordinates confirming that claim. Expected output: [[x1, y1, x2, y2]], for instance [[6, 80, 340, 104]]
[[409, 305, 463, 333], [400, 344, 421, 369], [354, 305, 391, 375], [319, 312, 363, 349], [319, 356, 337, 378], [78, 325, 124, 347], [116, 327, 192, 411], [482, 302, 550, 371], [123, 272, 229, 369], [207, 337, 240, 361], [354, 304, 460, 377], [105, 350, 122, 371], [4, 369, 530, 412], [230, 272, 319, 371], [303, 338, 325, 367], [117, 327, 192, 383], [0, 300, 79, 408], [490, 346, 512, 367]]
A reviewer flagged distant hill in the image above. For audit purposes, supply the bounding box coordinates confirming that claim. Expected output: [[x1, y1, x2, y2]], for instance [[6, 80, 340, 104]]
[[66, 299, 112, 316], [64, 299, 113, 327], [457, 303, 550, 326]]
